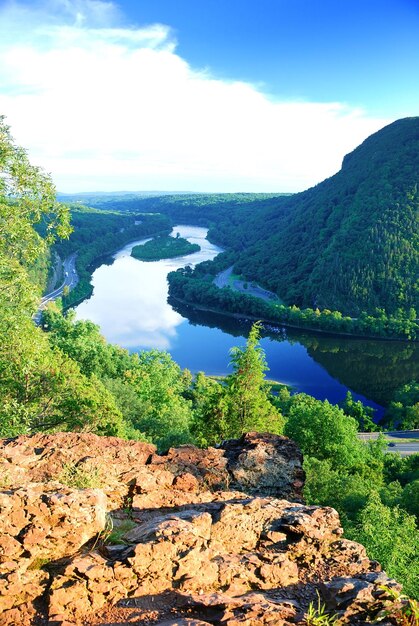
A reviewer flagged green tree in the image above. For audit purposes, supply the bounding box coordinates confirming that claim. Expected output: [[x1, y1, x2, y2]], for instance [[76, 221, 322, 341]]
[[0, 116, 70, 318], [284, 394, 367, 471], [401, 480, 419, 519], [189, 372, 229, 446], [384, 381, 419, 430], [125, 350, 193, 450], [0, 119, 129, 438], [225, 322, 284, 436], [342, 391, 378, 432], [347, 491, 419, 599]]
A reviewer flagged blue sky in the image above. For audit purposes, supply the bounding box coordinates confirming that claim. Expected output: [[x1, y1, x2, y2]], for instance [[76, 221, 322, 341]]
[[0, 0, 417, 192], [127, 0, 419, 117]]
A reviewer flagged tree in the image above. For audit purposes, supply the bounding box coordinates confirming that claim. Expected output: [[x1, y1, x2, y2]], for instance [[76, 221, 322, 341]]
[[125, 350, 193, 450], [342, 391, 378, 432], [384, 382, 419, 430], [225, 322, 284, 436], [284, 394, 367, 471], [0, 120, 128, 437], [0, 116, 70, 317], [401, 480, 419, 518], [189, 372, 229, 446], [347, 491, 419, 599]]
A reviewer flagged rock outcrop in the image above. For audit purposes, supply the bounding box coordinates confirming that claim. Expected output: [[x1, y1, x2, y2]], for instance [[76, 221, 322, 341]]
[[0, 432, 406, 625]]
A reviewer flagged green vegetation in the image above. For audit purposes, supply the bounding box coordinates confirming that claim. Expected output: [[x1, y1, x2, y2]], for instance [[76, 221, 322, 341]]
[[131, 234, 200, 261], [52, 205, 171, 307], [58, 461, 104, 489], [189, 323, 283, 447], [277, 387, 419, 598], [1, 118, 418, 600], [382, 381, 419, 430], [167, 268, 419, 340], [304, 593, 339, 626], [233, 118, 419, 317], [75, 119, 419, 336], [104, 518, 136, 545]]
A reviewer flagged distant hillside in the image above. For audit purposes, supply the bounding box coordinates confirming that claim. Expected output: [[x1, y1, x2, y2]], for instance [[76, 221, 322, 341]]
[[64, 192, 290, 251], [234, 117, 419, 316]]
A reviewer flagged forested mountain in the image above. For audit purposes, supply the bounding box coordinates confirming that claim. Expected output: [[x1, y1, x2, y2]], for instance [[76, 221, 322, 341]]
[[78, 119, 418, 317], [234, 117, 419, 315]]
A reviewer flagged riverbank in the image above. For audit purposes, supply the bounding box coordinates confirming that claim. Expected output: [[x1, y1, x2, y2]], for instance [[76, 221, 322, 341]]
[[72, 224, 417, 411], [169, 294, 417, 343], [62, 225, 171, 309]]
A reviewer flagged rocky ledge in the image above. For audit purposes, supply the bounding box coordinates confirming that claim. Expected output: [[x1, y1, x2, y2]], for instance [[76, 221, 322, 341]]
[[0, 432, 405, 625]]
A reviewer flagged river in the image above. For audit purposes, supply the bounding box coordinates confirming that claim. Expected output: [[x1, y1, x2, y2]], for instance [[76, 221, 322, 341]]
[[75, 225, 419, 417]]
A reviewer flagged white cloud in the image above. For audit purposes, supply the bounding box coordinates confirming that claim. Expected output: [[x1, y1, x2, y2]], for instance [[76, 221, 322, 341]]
[[0, 0, 390, 192]]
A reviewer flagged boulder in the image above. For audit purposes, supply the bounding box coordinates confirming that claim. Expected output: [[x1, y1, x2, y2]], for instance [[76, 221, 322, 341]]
[[0, 432, 405, 626]]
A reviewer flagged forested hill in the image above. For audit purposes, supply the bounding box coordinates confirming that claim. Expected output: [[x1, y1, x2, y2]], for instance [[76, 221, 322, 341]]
[[69, 118, 418, 317], [234, 117, 419, 316]]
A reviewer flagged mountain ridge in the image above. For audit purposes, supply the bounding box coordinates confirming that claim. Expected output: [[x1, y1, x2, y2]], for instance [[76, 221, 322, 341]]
[[234, 117, 419, 315]]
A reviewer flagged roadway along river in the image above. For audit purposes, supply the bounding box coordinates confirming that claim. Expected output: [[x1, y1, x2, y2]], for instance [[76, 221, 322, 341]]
[[75, 225, 419, 418]]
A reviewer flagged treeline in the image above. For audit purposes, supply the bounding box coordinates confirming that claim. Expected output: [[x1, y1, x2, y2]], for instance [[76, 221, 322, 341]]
[[168, 268, 419, 341], [66, 191, 293, 253], [52, 205, 171, 307]]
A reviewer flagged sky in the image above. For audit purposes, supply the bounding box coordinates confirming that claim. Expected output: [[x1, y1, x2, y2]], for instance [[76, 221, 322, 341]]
[[0, 0, 418, 193]]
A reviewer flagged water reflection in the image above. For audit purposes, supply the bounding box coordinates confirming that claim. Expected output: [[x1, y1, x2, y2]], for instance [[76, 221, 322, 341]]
[[170, 300, 418, 412], [76, 225, 418, 413], [75, 226, 222, 350]]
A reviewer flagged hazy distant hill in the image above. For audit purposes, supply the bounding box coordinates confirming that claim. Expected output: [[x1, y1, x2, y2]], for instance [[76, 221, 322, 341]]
[[234, 117, 419, 315]]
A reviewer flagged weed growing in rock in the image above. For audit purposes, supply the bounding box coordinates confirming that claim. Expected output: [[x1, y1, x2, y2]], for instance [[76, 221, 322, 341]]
[[304, 593, 339, 626], [105, 519, 137, 545], [58, 462, 104, 489], [0, 469, 11, 489], [377, 587, 419, 625]]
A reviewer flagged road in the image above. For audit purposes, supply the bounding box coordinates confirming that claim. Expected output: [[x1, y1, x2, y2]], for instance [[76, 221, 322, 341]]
[[359, 430, 419, 456], [33, 254, 78, 324], [214, 266, 279, 302]]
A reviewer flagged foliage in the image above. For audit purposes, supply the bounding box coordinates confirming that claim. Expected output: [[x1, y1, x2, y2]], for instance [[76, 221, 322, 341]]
[[0, 120, 127, 438], [376, 587, 419, 625], [346, 491, 419, 599], [104, 518, 137, 545], [225, 322, 284, 435], [189, 324, 284, 444], [284, 394, 367, 471], [167, 268, 419, 340], [0, 318, 126, 437], [304, 592, 339, 626], [341, 391, 378, 431], [234, 118, 419, 317], [0, 117, 70, 269], [58, 461, 104, 489], [303, 457, 378, 524], [42, 307, 133, 379], [131, 234, 200, 261], [0, 117, 70, 322], [382, 381, 419, 430], [189, 372, 229, 446], [401, 480, 419, 518], [383, 453, 419, 487], [124, 350, 193, 451], [53, 205, 171, 307]]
